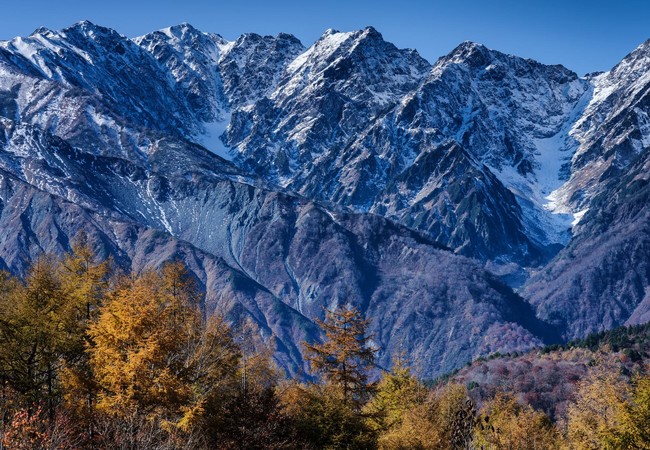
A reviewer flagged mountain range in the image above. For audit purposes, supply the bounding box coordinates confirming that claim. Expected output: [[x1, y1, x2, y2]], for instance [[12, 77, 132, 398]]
[[0, 21, 648, 378]]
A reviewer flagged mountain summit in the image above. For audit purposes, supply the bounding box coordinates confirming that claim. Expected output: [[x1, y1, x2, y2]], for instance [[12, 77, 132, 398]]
[[0, 23, 648, 377]]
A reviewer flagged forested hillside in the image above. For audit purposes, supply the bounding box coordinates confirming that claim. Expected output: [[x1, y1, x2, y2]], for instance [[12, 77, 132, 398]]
[[0, 244, 647, 449]]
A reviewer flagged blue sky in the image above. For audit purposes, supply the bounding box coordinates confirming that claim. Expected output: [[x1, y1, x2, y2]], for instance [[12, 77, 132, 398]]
[[2, 0, 648, 75]]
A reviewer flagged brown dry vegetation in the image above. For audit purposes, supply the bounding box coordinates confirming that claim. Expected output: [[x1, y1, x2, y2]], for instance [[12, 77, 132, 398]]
[[0, 243, 648, 449]]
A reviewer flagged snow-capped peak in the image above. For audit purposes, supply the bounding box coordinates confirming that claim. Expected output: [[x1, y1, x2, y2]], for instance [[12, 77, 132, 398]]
[[159, 22, 201, 39], [311, 28, 355, 55], [29, 26, 55, 37], [441, 41, 492, 65], [61, 20, 123, 40]]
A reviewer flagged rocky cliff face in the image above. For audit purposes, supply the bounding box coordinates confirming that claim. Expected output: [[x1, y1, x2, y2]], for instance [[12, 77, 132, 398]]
[[551, 40, 650, 213], [0, 21, 648, 377], [523, 145, 650, 340], [521, 40, 650, 340], [0, 119, 547, 378], [222, 36, 591, 266]]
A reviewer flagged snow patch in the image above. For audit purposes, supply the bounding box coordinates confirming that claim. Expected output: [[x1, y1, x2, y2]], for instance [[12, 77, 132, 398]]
[[287, 29, 353, 74], [195, 113, 233, 160], [10, 37, 38, 62], [319, 29, 354, 52], [534, 133, 571, 201], [489, 117, 587, 247], [215, 38, 236, 58], [287, 45, 316, 73], [160, 27, 174, 39], [572, 208, 588, 226]]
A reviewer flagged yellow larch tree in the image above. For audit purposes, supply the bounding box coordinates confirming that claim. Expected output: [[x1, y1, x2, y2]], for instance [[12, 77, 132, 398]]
[[474, 393, 561, 450], [565, 364, 629, 449], [304, 305, 377, 409], [88, 262, 240, 434]]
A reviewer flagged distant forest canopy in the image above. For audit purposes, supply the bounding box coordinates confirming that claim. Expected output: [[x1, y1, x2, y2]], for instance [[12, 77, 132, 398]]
[[0, 241, 648, 449]]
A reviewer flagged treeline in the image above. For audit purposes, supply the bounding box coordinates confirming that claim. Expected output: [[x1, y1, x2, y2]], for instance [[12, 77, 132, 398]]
[[0, 242, 648, 449], [542, 321, 650, 356], [450, 322, 650, 423]]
